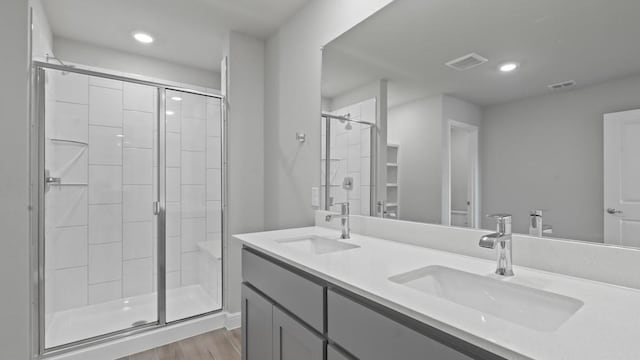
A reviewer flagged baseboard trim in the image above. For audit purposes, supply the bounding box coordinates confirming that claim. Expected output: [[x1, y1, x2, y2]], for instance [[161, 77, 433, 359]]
[[225, 312, 241, 330]]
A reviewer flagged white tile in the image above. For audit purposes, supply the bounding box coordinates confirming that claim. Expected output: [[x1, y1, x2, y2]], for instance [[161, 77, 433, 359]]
[[181, 185, 205, 218], [123, 185, 153, 222], [123, 258, 153, 297], [89, 76, 122, 90], [54, 267, 88, 311], [166, 99, 182, 132], [167, 132, 181, 167], [51, 143, 88, 184], [206, 169, 222, 200], [181, 252, 198, 286], [52, 102, 88, 142], [123, 148, 153, 184], [167, 236, 181, 272], [89, 204, 122, 244], [182, 93, 206, 119], [88, 165, 122, 204], [123, 111, 153, 148], [89, 242, 122, 284], [181, 151, 205, 184], [348, 127, 361, 145], [89, 86, 123, 127], [361, 186, 371, 215], [55, 72, 88, 104], [361, 157, 371, 186], [53, 226, 87, 269], [181, 218, 206, 252], [207, 201, 222, 234], [207, 137, 221, 169], [123, 82, 154, 112], [123, 221, 153, 260], [167, 168, 181, 202], [361, 128, 371, 157], [206, 103, 221, 137], [347, 145, 361, 172], [51, 187, 88, 227], [88, 280, 121, 305], [181, 118, 206, 151], [166, 203, 181, 237], [89, 126, 122, 165]]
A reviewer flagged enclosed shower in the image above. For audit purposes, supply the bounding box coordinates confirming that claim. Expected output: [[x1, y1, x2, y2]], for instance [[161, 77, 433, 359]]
[[32, 62, 225, 354], [320, 98, 376, 216]]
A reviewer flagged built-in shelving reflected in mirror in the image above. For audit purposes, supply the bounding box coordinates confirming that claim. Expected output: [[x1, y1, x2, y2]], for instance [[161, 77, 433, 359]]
[[321, 0, 640, 247]]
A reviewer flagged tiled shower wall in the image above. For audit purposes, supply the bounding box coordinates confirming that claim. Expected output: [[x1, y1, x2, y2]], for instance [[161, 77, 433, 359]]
[[321, 98, 375, 216], [44, 68, 222, 314]]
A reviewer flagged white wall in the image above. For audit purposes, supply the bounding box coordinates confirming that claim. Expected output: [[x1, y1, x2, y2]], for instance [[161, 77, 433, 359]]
[[263, 0, 394, 230], [388, 96, 443, 223], [0, 0, 31, 358], [387, 95, 481, 224], [54, 37, 221, 89], [482, 74, 640, 242], [450, 128, 469, 211], [223, 32, 265, 313]]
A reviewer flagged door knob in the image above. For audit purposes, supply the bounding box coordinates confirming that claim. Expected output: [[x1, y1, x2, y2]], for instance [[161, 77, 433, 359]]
[[606, 208, 623, 215]]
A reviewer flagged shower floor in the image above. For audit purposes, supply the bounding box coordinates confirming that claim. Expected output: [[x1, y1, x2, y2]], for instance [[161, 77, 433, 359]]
[[46, 285, 220, 349]]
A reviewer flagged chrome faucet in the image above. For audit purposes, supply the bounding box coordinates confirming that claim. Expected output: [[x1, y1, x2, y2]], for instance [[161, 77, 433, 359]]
[[529, 209, 552, 237], [479, 214, 514, 277], [325, 202, 350, 239]]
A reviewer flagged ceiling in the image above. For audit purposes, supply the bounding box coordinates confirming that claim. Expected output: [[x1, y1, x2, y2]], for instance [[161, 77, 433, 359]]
[[322, 0, 640, 108], [43, 0, 309, 72]]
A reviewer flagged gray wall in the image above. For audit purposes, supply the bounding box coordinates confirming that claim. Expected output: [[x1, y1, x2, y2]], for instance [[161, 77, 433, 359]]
[[263, 0, 394, 231], [223, 32, 265, 313], [0, 0, 31, 358], [54, 37, 221, 89], [482, 74, 640, 242], [387, 95, 481, 224], [388, 96, 442, 223]]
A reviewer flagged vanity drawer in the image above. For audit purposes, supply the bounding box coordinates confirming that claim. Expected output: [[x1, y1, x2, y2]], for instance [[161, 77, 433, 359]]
[[242, 248, 325, 332], [327, 289, 475, 360]]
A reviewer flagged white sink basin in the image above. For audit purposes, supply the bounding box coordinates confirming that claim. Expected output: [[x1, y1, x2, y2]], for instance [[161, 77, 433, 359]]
[[277, 235, 360, 255], [389, 265, 583, 332]]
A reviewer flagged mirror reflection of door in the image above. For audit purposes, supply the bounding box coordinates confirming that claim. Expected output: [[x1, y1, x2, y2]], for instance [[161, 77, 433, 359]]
[[449, 122, 479, 228]]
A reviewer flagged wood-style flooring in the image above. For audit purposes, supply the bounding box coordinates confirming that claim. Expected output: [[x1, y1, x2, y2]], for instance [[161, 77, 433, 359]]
[[118, 328, 241, 360]]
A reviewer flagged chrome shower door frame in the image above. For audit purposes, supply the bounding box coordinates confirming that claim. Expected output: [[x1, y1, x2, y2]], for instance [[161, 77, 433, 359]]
[[30, 61, 227, 357]]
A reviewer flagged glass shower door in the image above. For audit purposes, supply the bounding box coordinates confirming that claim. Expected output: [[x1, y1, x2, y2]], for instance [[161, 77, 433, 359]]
[[164, 89, 223, 322], [41, 68, 159, 349]]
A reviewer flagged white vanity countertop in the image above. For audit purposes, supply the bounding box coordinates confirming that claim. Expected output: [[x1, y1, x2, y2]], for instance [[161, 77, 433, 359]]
[[234, 226, 640, 360]]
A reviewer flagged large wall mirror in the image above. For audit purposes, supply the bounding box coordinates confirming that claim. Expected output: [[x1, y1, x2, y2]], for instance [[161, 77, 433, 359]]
[[321, 0, 640, 248]]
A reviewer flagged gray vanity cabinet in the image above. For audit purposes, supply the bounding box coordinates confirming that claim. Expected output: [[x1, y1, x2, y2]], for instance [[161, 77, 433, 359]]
[[241, 247, 503, 360], [327, 290, 472, 360], [327, 345, 354, 360], [273, 307, 325, 360], [242, 284, 325, 360], [241, 284, 273, 360]]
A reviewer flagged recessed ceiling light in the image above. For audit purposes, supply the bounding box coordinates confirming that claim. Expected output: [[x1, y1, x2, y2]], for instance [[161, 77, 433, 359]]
[[171, 96, 182, 101], [499, 62, 519, 72], [166, 110, 175, 116], [133, 32, 154, 44]]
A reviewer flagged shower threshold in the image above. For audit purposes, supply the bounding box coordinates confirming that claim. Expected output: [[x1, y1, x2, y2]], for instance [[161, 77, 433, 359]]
[[45, 284, 220, 349]]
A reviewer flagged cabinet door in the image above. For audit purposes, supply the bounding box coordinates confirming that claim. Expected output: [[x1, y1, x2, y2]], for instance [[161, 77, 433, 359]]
[[242, 284, 274, 360], [327, 345, 354, 360], [273, 307, 325, 360]]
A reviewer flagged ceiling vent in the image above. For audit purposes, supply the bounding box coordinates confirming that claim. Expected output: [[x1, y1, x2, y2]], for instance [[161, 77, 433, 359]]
[[445, 53, 488, 71], [548, 80, 576, 90]]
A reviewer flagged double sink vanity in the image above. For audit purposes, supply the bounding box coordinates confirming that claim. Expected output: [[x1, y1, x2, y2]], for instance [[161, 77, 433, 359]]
[[234, 214, 640, 360]]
